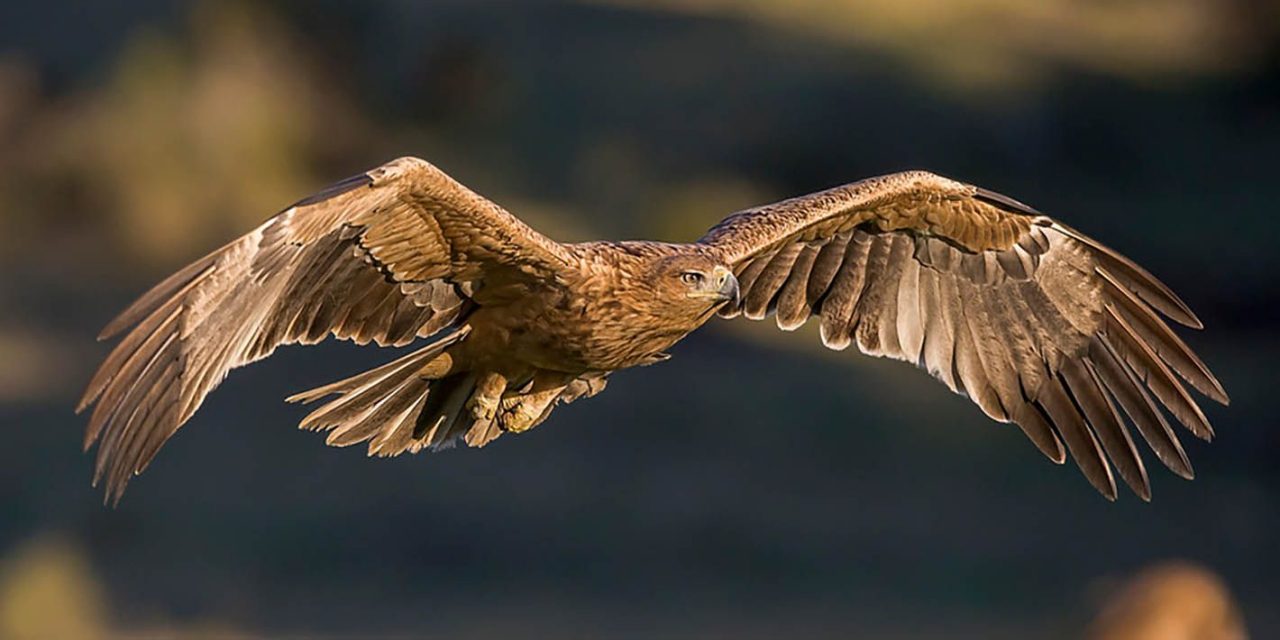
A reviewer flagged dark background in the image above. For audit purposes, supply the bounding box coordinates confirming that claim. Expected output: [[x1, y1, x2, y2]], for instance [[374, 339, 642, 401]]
[[1, 1, 1277, 638]]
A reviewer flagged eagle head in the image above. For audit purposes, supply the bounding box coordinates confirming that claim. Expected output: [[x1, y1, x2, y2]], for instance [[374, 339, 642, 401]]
[[649, 253, 740, 312]]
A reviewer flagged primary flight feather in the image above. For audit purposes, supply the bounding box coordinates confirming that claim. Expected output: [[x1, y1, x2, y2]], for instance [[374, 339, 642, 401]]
[[78, 157, 1227, 503]]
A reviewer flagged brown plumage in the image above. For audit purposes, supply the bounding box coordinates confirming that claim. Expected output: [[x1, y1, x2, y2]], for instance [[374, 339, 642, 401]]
[[78, 157, 1227, 503]]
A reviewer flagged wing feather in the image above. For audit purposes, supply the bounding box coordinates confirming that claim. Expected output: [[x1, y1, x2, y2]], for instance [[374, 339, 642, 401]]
[[918, 267, 958, 391], [80, 157, 569, 501], [1098, 269, 1227, 403], [895, 249, 924, 363], [743, 243, 803, 319], [805, 231, 851, 308], [1061, 359, 1150, 500], [1102, 306, 1213, 440], [818, 231, 873, 350], [852, 234, 906, 356], [1089, 337, 1194, 479], [1010, 402, 1067, 464], [719, 254, 774, 319], [955, 278, 1016, 421], [701, 171, 1224, 498], [775, 242, 822, 330], [1056, 222, 1202, 328], [1037, 377, 1117, 500]]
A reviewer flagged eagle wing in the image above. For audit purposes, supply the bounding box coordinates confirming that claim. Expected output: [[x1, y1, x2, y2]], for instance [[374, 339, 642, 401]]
[[78, 156, 573, 501], [698, 171, 1227, 500]]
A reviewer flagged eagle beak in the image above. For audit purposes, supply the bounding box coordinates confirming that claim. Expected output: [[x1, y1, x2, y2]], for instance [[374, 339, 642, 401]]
[[715, 267, 740, 308]]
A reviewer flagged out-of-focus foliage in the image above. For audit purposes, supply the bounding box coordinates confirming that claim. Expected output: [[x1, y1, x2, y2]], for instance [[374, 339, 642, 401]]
[[0, 533, 1248, 640], [602, 0, 1271, 90], [0, 327, 77, 402], [1088, 562, 1249, 640], [0, 2, 369, 266], [0, 536, 106, 640], [0, 534, 253, 640], [649, 175, 772, 242], [0, 59, 41, 253]]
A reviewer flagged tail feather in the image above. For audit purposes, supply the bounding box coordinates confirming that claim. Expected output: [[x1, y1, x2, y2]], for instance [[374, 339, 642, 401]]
[[367, 390, 434, 456], [464, 419, 504, 448], [286, 326, 467, 405], [411, 374, 476, 441], [288, 328, 468, 454], [328, 375, 425, 447], [289, 344, 613, 458]]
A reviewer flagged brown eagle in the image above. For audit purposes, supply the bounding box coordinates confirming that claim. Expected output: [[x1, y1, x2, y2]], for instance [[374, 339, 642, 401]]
[[78, 157, 1227, 503]]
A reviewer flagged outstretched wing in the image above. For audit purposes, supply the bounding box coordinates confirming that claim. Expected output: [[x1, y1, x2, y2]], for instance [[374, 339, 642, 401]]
[[78, 156, 572, 501], [699, 171, 1227, 500]]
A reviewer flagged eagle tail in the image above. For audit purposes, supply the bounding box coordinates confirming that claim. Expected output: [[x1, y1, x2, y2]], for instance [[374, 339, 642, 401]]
[[287, 326, 485, 456], [289, 332, 613, 457]]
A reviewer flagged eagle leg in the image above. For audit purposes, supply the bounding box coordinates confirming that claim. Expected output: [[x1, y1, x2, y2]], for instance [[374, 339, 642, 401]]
[[499, 387, 564, 433], [466, 372, 508, 423], [496, 370, 576, 434]]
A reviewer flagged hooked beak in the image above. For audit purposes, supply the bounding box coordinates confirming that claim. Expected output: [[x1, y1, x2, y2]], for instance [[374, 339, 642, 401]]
[[714, 266, 740, 308], [686, 266, 740, 308]]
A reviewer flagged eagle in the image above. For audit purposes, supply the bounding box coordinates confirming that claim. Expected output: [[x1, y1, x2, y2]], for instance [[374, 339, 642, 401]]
[[78, 156, 1228, 503]]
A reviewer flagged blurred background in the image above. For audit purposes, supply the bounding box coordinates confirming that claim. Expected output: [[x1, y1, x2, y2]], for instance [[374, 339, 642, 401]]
[[2, 1, 1278, 638]]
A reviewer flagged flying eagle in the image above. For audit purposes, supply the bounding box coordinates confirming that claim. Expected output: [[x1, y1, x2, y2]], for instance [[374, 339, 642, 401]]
[[78, 157, 1228, 503]]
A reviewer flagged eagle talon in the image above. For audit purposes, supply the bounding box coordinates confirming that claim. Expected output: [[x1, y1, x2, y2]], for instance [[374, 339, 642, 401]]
[[467, 394, 499, 422], [467, 372, 507, 422]]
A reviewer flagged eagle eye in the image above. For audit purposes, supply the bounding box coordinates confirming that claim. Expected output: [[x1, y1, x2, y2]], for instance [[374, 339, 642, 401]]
[[680, 271, 705, 286]]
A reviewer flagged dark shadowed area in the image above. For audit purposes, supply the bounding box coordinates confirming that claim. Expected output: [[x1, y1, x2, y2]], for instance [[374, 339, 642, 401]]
[[1, 1, 1277, 638]]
